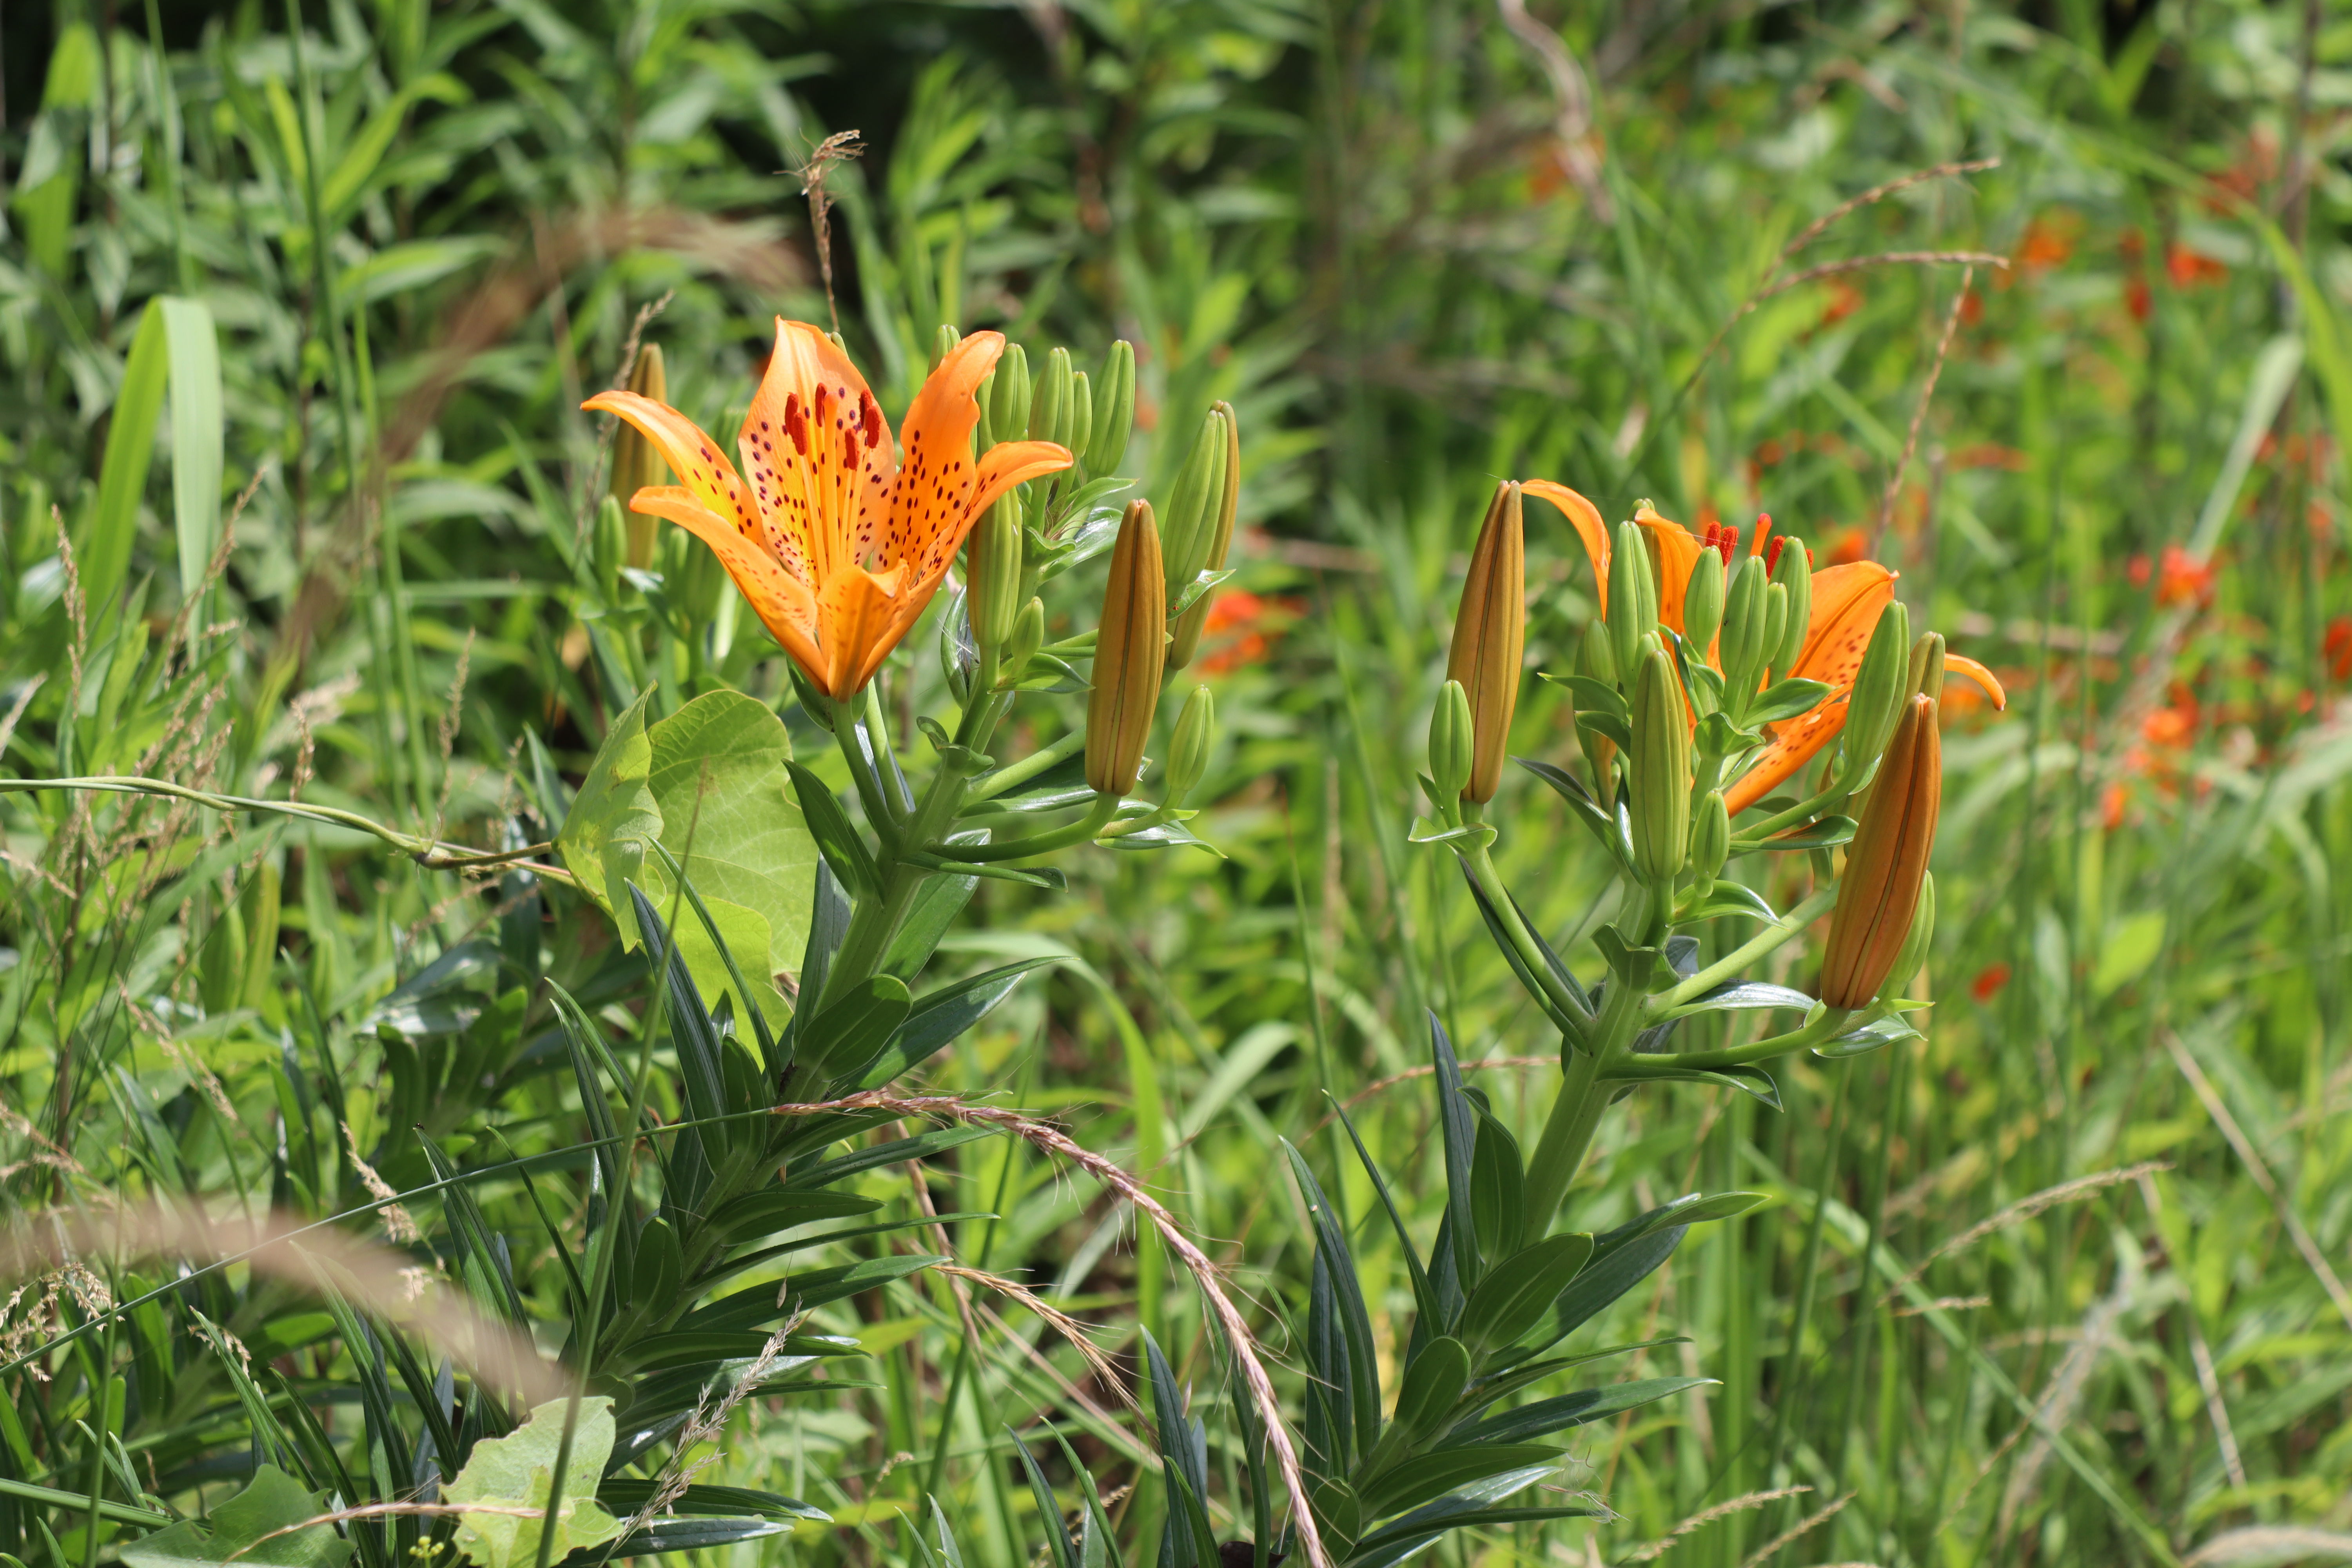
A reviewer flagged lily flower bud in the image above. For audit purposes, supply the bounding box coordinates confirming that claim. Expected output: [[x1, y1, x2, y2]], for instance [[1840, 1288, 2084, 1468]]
[[1031, 346, 1073, 445], [1608, 519, 1658, 682], [1084, 340, 1137, 476], [1691, 789, 1730, 895], [1759, 582, 1789, 679], [1167, 402, 1241, 672], [1630, 646, 1692, 882], [1161, 408, 1232, 605], [1086, 502, 1167, 795], [1577, 621, 1619, 791], [1167, 686, 1216, 806], [967, 492, 1025, 659], [1683, 547, 1726, 659], [992, 344, 1032, 438], [593, 494, 628, 602], [931, 322, 961, 370], [1446, 481, 1526, 804], [1719, 554, 1769, 698], [1000, 597, 1045, 687], [1769, 533, 1811, 678], [1821, 695, 1941, 1009], [1429, 679, 1474, 805], [611, 343, 667, 568], [1907, 631, 1946, 704], [1066, 370, 1094, 470], [1838, 601, 1913, 785]]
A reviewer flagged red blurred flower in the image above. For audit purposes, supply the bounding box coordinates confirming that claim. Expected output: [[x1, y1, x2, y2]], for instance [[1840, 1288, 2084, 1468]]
[[1824, 526, 1869, 566], [1819, 280, 1863, 328], [2325, 615, 2352, 682], [2166, 244, 2229, 288], [2100, 782, 2129, 830], [2125, 278, 2152, 323], [1970, 962, 2012, 1002], [2018, 218, 2075, 272], [1194, 590, 1302, 676], [2154, 545, 2215, 608]]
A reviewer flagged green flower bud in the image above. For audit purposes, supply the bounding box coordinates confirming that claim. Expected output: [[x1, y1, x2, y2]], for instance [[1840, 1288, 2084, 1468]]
[[1769, 534, 1812, 677], [1691, 789, 1730, 889], [1167, 686, 1216, 806], [1907, 631, 1946, 704], [1719, 554, 1769, 699], [975, 373, 997, 453], [1577, 621, 1619, 791], [1759, 582, 1789, 679], [1838, 601, 1913, 786], [1086, 502, 1167, 795], [611, 343, 667, 569], [1630, 646, 1692, 882], [1683, 546, 1726, 657], [992, 344, 1032, 437], [1608, 519, 1658, 682], [1067, 370, 1094, 469], [1031, 346, 1073, 445], [1579, 618, 1618, 686], [1429, 679, 1475, 805], [1167, 403, 1241, 671], [999, 597, 1045, 688], [967, 492, 1024, 657], [1161, 407, 1232, 605], [931, 322, 961, 370], [593, 494, 628, 601], [1085, 340, 1137, 475]]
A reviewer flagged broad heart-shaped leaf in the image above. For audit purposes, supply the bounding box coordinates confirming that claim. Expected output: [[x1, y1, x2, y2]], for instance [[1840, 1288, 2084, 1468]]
[[556, 690, 660, 910], [121, 1466, 352, 1568], [446, 1397, 621, 1568]]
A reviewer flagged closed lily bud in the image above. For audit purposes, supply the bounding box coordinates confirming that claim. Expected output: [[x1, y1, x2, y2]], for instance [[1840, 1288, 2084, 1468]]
[[1429, 679, 1474, 805], [612, 343, 667, 568], [1884, 871, 1935, 997], [1031, 346, 1073, 445], [1719, 554, 1769, 697], [992, 344, 1032, 437], [967, 492, 1025, 657], [1066, 370, 1094, 470], [1577, 620, 1619, 791], [1759, 582, 1789, 681], [1839, 601, 1913, 784], [1608, 519, 1658, 682], [1086, 501, 1167, 795], [1579, 617, 1619, 686], [1683, 547, 1726, 658], [593, 494, 628, 601], [1161, 407, 1232, 605], [999, 597, 1045, 687], [1821, 694, 1941, 1009], [1691, 789, 1730, 891], [931, 322, 962, 370], [1907, 631, 1946, 704], [1769, 534, 1812, 677], [1447, 481, 1526, 804], [1630, 646, 1692, 882], [1085, 340, 1137, 475], [1167, 402, 1241, 672], [1167, 686, 1216, 806]]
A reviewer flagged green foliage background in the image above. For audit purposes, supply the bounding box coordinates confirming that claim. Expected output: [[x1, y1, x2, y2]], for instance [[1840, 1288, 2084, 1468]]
[[4, 1, 2351, 1565]]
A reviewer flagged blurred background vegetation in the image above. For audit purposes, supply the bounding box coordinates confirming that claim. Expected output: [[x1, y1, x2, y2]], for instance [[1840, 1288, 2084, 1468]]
[[4, 0, 2351, 1565]]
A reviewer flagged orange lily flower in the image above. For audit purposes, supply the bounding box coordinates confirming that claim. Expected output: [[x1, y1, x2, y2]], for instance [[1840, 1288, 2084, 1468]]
[[1522, 486, 2005, 813], [584, 319, 1073, 699]]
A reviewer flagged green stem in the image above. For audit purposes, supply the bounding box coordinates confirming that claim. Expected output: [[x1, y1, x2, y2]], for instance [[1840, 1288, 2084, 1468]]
[[964, 729, 1086, 803], [1606, 1006, 1854, 1074], [1460, 841, 1595, 1041], [1520, 1041, 1608, 1228], [1652, 886, 1838, 1013], [944, 793, 1119, 862]]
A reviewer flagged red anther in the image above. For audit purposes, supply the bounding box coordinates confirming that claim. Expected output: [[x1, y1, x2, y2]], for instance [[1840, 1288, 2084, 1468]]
[[860, 391, 884, 447], [784, 393, 809, 456], [1764, 536, 1787, 573], [813, 383, 833, 430], [1751, 513, 1773, 557]]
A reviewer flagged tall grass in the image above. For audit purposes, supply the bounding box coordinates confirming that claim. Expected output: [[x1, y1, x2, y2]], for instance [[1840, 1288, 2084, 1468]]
[[3, 2, 2349, 1566]]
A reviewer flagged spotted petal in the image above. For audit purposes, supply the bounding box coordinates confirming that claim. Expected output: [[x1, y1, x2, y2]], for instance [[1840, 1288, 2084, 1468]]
[[581, 392, 759, 542], [624, 486, 824, 679], [738, 319, 893, 583]]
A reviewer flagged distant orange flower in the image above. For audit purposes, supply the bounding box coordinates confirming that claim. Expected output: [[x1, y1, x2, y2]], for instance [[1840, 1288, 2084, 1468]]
[[1819, 280, 1864, 328], [2166, 244, 2228, 289], [1958, 289, 1984, 326], [1194, 590, 1301, 676], [2100, 782, 2129, 830], [2325, 615, 2352, 681], [2017, 217, 2076, 272], [1970, 962, 2011, 1002], [1824, 526, 1869, 566], [2124, 279, 2152, 323], [2156, 545, 2215, 608], [1951, 444, 2031, 472]]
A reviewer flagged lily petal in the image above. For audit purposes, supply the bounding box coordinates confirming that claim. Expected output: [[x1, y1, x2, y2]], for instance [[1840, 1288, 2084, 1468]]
[[582, 392, 759, 540], [739, 319, 893, 584], [626, 486, 824, 680], [1524, 480, 1610, 617], [1637, 504, 1705, 642], [884, 331, 1012, 575], [1722, 561, 1898, 813], [816, 567, 903, 699], [1945, 652, 2008, 709], [951, 441, 1075, 570]]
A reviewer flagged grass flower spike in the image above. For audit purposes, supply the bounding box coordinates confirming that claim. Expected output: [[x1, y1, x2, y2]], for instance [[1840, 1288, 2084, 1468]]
[[585, 319, 1073, 699]]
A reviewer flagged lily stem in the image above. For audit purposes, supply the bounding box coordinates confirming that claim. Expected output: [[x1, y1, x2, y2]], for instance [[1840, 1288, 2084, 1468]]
[[1652, 885, 1837, 1014]]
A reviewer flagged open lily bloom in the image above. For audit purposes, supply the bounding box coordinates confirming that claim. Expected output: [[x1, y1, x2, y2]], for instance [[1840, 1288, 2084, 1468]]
[[1523, 485, 2004, 813], [585, 320, 1072, 699]]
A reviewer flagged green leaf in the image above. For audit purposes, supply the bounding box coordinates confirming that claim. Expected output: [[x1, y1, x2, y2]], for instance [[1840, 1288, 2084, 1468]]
[[1660, 980, 1813, 1020], [159, 298, 223, 600], [556, 691, 661, 911], [1537, 673, 1629, 723], [2091, 910, 2166, 999], [1455, 1233, 1594, 1354], [445, 1397, 621, 1568], [1447, 1377, 1712, 1445], [1389, 1337, 1472, 1445], [1354, 1445, 1560, 1522], [120, 1467, 351, 1568], [645, 691, 817, 984], [1674, 880, 1777, 925], [786, 759, 879, 899], [81, 298, 173, 618], [591, 1483, 824, 1523], [795, 973, 914, 1080], [1733, 816, 1855, 854], [1746, 678, 1833, 726]]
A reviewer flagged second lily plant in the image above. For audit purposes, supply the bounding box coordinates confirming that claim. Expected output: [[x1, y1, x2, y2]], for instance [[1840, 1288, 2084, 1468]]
[[1426, 481, 2008, 1221]]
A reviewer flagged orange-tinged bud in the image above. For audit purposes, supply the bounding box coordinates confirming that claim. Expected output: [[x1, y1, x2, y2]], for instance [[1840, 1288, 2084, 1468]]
[[612, 344, 668, 568], [1446, 481, 1526, 803], [1086, 501, 1167, 795], [1820, 693, 1942, 1009]]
